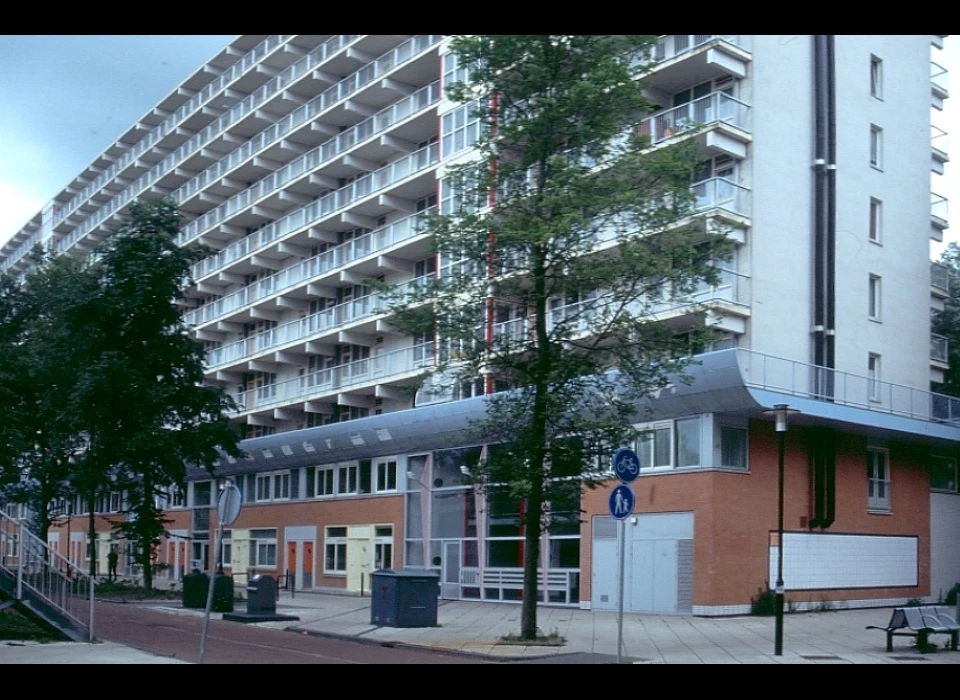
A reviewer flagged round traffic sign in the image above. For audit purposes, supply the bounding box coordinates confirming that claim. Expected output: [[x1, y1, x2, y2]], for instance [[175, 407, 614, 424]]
[[217, 482, 242, 526], [609, 484, 635, 520], [613, 447, 640, 484]]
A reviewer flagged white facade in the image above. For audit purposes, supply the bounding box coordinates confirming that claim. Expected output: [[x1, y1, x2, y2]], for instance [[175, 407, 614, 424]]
[[0, 33, 949, 436]]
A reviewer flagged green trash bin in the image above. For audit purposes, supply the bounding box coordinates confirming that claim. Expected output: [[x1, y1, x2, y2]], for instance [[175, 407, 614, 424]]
[[182, 570, 207, 609]]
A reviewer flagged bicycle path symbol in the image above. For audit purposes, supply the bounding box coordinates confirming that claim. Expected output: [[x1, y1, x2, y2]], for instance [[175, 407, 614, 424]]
[[613, 447, 640, 484]]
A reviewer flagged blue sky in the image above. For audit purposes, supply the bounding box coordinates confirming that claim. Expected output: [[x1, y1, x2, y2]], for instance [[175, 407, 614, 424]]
[[0, 35, 957, 256]]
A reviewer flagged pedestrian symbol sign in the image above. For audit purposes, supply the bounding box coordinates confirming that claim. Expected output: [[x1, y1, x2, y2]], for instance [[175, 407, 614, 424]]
[[609, 484, 635, 520], [613, 447, 640, 484]]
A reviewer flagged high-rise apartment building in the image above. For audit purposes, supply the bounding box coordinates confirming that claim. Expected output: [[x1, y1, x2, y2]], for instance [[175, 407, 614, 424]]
[[2, 35, 957, 615]]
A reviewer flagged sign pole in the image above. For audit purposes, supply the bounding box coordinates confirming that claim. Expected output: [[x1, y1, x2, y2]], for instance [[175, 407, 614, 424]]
[[610, 447, 638, 665], [617, 516, 626, 664], [199, 480, 242, 664]]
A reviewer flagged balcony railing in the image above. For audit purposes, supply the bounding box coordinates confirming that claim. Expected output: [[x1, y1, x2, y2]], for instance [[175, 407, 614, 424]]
[[735, 347, 960, 424], [653, 35, 741, 63], [932, 61, 949, 92], [932, 333, 949, 363], [932, 261, 950, 294], [639, 92, 750, 145], [176, 80, 440, 246], [189, 142, 439, 279], [56, 34, 363, 257], [205, 276, 431, 370], [186, 209, 433, 327], [932, 125, 949, 158], [692, 177, 750, 217], [53, 35, 297, 229], [932, 193, 949, 222], [231, 342, 434, 412]]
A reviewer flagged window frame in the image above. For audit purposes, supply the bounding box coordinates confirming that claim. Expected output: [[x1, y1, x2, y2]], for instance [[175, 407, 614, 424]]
[[249, 529, 277, 570], [634, 417, 703, 471], [870, 55, 883, 99], [868, 274, 882, 321], [930, 455, 958, 492], [867, 447, 891, 512], [869, 197, 882, 244], [325, 526, 348, 575], [720, 425, 748, 470], [870, 125, 883, 170], [868, 353, 882, 402], [375, 459, 398, 493]]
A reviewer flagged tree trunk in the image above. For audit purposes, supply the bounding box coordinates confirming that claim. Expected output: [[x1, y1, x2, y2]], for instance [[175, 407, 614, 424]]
[[87, 498, 96, 578], [520, 480, 544, 639], [140, 475, 153, 592]]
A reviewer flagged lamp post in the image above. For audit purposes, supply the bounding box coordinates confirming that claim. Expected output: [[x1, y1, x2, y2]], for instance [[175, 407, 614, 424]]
[[762, 403, 799, 656]]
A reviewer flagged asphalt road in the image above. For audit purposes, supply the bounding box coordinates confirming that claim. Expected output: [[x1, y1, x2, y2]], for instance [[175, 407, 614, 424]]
[[94, 601, 490, 664]]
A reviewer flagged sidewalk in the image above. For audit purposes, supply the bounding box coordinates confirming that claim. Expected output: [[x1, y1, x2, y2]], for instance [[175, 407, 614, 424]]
[[3, 591, 960, 664]]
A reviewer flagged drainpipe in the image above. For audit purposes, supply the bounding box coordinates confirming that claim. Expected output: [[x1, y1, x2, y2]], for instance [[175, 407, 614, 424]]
[[825, 35, 837, 385], [812, 35, 828, 379]]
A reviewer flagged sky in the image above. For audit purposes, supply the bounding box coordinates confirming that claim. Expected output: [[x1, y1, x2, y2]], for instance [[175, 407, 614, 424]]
[[0, 35, 957, 257]]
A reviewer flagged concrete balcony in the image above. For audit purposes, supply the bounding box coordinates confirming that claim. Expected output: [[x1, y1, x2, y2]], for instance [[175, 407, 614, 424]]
[[932, 193, 949, 241], [932, 125, 949, 174], [642, 36, 751, 93], [932, 333, 949, 384], [637, 91, 751, 160], [932, 61, 949, 110], [230, 342, 433, 417], [932, 261, 950, 312]]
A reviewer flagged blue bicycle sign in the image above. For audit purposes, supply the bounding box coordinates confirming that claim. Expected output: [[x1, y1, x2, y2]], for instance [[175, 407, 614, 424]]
[[612, 447, 640, 484]]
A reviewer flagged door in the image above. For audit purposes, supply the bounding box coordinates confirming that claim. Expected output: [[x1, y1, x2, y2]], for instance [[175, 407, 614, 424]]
[[441, 540, 461, 599], [302, 541, 314, 589], [630, 540, 679, 613], [287, 541, 297, 590]]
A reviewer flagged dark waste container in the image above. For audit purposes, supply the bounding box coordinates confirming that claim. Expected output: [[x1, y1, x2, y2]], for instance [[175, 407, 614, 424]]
[[182, 570, 207, 609], [370, 568, 439, 627], [183, 570, 234, 612], [213, 573, 234, 613], [247, 574, 277, 614]]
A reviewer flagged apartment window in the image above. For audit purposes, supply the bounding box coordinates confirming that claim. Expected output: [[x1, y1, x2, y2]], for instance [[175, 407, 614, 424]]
[[250, 529, 277, 569], [310, 466, 336, 497], [254, 471, 290, 502], [325, 526, 348, 574], [442, 102, 483, 158], [221, 531, 232, 568], [868, 275, 882, 320], [675, 417, 701, 467], [375, 460, 398, 492], [867, 447, 890, 511], [869, 198, 882, 243], [193, 481, 212, 507], [374, 526, 394, 570], [870, 125, 883, 169], [868, 353, 882, 401], [337, 464, 358, 494], [720, 426, 748, 470], [870, 56, 883, 99], [930, 455, 958, 491], [636, 417, 702, 469]]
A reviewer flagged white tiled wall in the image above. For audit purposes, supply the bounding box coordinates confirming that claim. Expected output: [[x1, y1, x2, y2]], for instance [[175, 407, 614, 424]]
[[770, 533, 918, 590]]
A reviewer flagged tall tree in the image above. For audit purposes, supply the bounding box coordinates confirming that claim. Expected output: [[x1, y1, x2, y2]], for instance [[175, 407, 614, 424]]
[[933, 242, 960, 397], [382, 35, 734, 639], [0, 254, 101, 546], [73, 198, 243, 590]]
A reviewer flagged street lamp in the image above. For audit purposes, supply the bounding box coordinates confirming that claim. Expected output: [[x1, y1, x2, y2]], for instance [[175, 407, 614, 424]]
[[762, 403, 799, 656]]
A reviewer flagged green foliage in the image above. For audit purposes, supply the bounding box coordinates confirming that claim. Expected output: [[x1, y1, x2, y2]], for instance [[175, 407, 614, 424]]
[[945, 582, 960, 606], [751, 588, 778, 616], [905, 597, 924, 607], [381, 35, 733, 640], [1, 198, 242, 589], [933, 243, 960, 396]]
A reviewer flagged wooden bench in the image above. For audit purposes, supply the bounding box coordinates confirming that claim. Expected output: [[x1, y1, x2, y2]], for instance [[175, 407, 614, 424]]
[[867, 606, 960, 652]]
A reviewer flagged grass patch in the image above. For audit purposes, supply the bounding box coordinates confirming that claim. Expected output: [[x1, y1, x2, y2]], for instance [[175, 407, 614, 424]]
[[499, 628, 566, 646], [0, 606, 69, 643], [95, 580, 182, 601]]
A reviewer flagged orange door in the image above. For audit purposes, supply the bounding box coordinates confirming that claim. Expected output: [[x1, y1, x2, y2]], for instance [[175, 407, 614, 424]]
[[303, 542, 314, 589], [288, 541, 297, 588]]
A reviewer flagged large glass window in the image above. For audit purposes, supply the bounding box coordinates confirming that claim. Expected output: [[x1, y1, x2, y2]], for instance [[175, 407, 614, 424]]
[[250, 529, 277, 569], [325, 526, 347, 574], [867, 447, 890, 511], [720, 426, 748, 470], [930, 455, 957, 491]]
